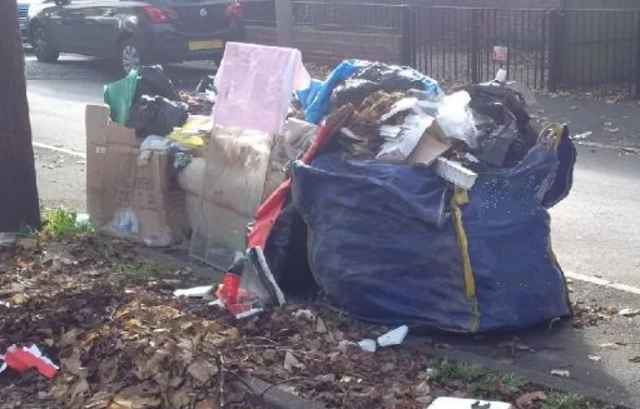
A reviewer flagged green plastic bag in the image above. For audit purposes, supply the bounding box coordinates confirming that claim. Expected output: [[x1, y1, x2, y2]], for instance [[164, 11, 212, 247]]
[[103, 70, 139, 125]]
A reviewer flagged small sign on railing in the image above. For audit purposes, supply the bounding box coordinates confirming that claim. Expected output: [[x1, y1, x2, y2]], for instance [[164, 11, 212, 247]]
[[493, 46, 508, 62]]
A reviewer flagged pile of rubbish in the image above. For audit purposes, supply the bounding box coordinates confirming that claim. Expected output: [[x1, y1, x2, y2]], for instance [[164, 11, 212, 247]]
[[103, 65, 214, 171], [97, 43, 577, 334], [218, 59, 577, 333], [294, 60, 542, 173]]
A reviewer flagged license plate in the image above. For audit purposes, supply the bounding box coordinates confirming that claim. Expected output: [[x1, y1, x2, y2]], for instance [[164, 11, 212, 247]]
[[188, 40, 223, 51], [19, 21, 27, 29]]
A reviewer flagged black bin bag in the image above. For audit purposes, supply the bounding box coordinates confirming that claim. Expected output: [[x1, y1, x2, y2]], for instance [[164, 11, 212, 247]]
[[464, 84, 537, 167], [128, 95, 188, 137]]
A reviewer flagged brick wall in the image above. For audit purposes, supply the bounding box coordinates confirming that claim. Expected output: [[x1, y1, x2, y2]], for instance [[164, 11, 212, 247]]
[[246, 26, 404, 65], [331, 0, 563, 8], [424, 0, 563, 8]]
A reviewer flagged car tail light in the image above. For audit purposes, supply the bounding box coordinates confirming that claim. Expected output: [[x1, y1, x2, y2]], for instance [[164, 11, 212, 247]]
[[226, 1, 243, 18], [142, 6, 178, 23]]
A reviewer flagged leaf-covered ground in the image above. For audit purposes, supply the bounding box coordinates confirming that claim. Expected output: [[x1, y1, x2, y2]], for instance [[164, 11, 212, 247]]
[[0, 235, 621, 409]]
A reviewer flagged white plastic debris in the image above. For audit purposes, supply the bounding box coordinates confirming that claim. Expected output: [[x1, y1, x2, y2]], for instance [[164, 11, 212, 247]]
[[433, 157, 478, 190], [293, 309, 315, 320], [377, 325, 409, 347], [572, 131, 593, 140], [208, 299, 226, 309], [235, 308, 264, 320], [428, 397, 514, 409], [173, 285, 214, 299], [358, 339, 377, 353], [495, 68, 507, 83], [140, 135, 172, 151], [436, 91, 479, 149], [618, 308, 640, 317], [550, 369, 571, 378], [380, 97, 420, 121]]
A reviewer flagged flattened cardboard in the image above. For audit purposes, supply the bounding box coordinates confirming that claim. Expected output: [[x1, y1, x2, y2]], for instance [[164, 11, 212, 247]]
[[85, 104, 188, 246], [406, 120, 452, 167], [189, 127, 274, 269]]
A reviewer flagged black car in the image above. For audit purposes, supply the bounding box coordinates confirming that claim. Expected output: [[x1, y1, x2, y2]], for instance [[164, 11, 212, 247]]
[[27, 0, 245, 73]]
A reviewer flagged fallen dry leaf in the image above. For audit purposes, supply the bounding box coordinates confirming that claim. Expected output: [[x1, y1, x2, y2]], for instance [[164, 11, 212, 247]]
[[600, 342, 626, 350], [315, 374, 336, 383], [169, 389, 190, 407], [68, 378, 90, 402], [18, 238, 38, 251], [225, 327, 240, 340], [188, 361, 218, 384], [516, 391, 548, 407], [62, 350, 87, 377], [435, 343, 451, 349], [195, 399, 220, 409], [109, 395, 162, 409], [135, 351, 169, 381], [618, 308, 640, 317], [413, 380, 431, 396], [84, 391, 114, 409], [315, 317, 328, 334], [10, 293, 29, 305], [293, 309, 314, 320], [98, 359, 119, 384], [283, 351, 305, 372], [550, 369, 571, 378]]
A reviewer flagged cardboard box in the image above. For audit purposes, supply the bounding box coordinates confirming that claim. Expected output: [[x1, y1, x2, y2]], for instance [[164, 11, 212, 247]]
[[85, 105, 189, 247]]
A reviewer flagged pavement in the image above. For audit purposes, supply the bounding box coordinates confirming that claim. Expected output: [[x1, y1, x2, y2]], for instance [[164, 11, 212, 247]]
[[537, 94, 640, 151], [24, 54, 640, 407]]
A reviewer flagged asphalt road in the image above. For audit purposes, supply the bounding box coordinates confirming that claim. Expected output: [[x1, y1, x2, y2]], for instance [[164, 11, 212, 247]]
[[26, 53, 640, 288]]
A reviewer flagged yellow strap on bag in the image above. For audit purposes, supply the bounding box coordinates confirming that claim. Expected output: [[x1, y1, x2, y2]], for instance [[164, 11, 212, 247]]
[[539, 123, 570, 292], [538, 123, 565, 151], [451, 187, 480, 333]]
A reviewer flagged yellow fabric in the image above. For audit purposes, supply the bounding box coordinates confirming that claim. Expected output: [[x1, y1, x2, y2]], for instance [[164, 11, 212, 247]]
[[451, 187, 480, 332], [167, 116, 212, 149], [538, 123, 565, 151]]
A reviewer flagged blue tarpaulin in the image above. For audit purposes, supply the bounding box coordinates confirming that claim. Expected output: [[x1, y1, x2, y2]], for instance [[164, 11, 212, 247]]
[[291, 127, 575, 332], [297, 60, 442, 125]]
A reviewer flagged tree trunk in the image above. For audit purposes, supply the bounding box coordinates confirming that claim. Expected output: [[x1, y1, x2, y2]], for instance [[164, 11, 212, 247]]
[[0, 0, 41, 232]]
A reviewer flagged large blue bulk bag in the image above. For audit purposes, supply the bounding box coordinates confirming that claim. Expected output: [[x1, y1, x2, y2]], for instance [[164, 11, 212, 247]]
[[290, 126, 575, 332]]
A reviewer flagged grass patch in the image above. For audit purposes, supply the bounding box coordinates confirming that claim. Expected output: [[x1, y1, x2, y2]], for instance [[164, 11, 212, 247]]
[[42, 208, 95, 240], [543, 392, 583, 409], [430, 361, 528, 397], [118, 261, 173, 280], [431, 362, 491, 383]]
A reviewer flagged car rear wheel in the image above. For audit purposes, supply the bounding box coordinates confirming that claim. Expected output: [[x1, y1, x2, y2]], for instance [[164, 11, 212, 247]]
[[31, 24, 59, 63], [119, 39, 143, 75]]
